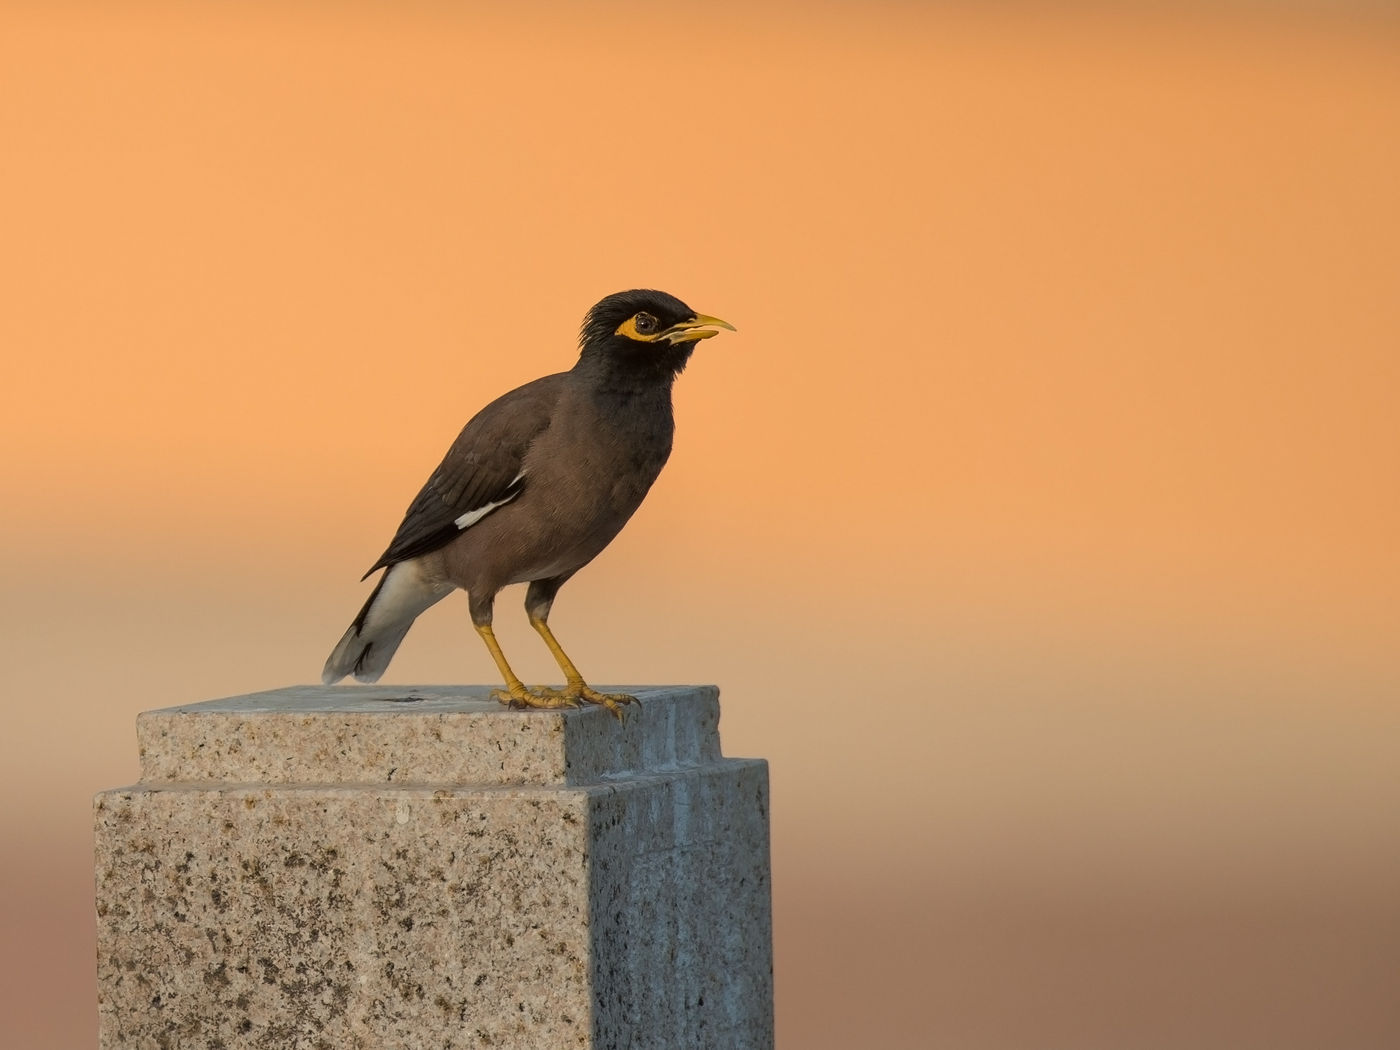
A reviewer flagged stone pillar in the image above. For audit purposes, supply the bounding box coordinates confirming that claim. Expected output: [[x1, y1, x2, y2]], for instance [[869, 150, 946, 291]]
[[94, 685, 772, 1050]]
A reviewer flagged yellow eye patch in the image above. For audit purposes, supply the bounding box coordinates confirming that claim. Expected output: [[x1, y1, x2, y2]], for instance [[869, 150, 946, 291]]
[[614, 313, 662, 342]]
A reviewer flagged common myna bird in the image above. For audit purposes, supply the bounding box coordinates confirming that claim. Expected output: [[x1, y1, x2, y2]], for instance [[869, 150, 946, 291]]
[[322, 289, 734, 717]]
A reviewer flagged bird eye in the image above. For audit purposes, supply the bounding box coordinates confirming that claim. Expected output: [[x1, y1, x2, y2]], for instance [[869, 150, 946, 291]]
[[634, 312, 658, 334]]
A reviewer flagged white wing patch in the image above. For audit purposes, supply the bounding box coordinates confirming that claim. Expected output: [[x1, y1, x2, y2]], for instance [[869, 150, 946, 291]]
[[454, 472, 526, 531]]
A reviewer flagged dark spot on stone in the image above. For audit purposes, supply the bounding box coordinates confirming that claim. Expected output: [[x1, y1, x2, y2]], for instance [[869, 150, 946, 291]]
[[382, 695, 425, 703]]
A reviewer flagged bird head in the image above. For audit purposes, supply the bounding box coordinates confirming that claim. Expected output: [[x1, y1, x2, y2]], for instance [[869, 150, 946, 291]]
[[579, 290, 735, 374]]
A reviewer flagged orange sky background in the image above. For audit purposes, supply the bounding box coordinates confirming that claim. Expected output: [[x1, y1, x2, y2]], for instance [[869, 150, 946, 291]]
[[2, 3, 1398, 1048]]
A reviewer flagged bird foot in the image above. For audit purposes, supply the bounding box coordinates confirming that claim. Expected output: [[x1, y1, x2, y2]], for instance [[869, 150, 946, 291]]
[[527, 683, 638, 721], [491, 686, 582, 712], [490, 684, 637, 720]]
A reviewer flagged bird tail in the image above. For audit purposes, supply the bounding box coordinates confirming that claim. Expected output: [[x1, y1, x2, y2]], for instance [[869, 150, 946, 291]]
[[321, 561, 452, 684]]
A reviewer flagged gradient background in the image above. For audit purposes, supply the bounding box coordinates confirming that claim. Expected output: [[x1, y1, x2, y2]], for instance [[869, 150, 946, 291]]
[[2, 3, 1398, 1048]]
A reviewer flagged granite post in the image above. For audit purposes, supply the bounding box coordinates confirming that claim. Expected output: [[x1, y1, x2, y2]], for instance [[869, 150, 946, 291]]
[[94, 685, 772, 1049]]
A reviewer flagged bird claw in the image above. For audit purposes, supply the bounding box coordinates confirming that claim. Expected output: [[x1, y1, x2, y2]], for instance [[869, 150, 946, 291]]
[[577, 687, 638, 722]]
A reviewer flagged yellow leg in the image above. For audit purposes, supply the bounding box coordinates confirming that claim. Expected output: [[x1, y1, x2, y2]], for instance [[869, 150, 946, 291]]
[[473, 623, 580, 711], [530, 617, 638, 721]]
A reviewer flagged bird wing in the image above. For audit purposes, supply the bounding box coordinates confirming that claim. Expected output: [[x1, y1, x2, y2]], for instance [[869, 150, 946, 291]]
[[363, 373, 566, 577]]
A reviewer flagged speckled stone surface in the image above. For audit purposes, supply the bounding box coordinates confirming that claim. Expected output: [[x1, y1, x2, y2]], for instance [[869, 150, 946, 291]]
[[137, 684, 723, 786], [95, 686, 772, 1050]]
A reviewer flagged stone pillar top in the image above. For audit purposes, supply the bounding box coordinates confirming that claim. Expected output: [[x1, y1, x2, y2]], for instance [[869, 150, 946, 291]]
[[136, 684, 722, 787]]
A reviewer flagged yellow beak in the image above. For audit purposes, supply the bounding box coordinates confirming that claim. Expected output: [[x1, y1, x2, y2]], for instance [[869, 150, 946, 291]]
[[662, 313, 737, 344]]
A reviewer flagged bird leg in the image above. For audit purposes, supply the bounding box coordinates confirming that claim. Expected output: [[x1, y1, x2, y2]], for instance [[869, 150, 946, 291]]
[[528, 616, 637, 721], [473, 623, 581, 711]]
